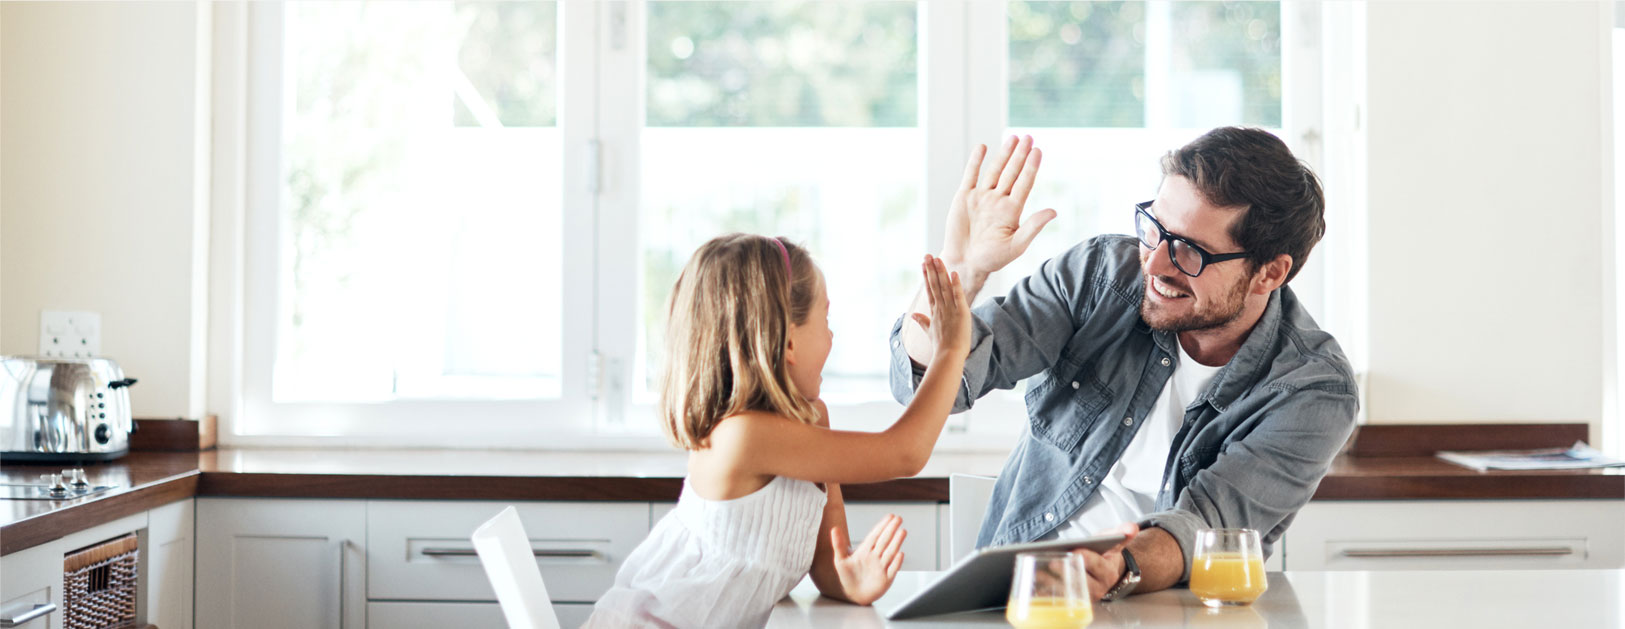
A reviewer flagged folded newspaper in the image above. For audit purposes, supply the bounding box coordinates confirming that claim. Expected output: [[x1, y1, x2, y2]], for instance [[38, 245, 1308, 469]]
[[1436, 441, 1625, 471]]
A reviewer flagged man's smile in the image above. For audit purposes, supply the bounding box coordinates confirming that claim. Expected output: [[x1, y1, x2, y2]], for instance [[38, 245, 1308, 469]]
[[1150, 276, 1190, 300]]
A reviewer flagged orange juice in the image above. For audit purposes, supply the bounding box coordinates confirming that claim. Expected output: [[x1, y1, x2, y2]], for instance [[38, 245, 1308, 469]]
[[1005, 596, 1093, 628], [1189, 552, 1267, 606]]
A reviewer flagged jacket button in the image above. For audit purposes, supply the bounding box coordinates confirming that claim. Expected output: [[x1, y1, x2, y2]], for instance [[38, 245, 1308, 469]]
[[1044, 512, 1055, 522], [1071, 381, 1079, 390], [1123, 417, 1134, 426], [1161, 357, 1171, 367], [1083, 476, 1093, 485]]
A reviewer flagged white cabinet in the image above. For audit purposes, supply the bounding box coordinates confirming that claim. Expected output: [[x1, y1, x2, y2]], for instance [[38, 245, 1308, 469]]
[[367, 601, 505, 627], [366, 500, 649, 625], [196, 498, 367, 629], [654, 501, 941, 571], [1, 541, 60, 629], [145, 498, 194, 629], [1284, 499, 1625, 571], [0, 510, 157, 629], [365, 601, 594, 629], [842, 502, 940, 571]]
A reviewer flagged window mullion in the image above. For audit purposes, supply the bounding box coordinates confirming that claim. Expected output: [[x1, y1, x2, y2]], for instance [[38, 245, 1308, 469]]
[[965, 1, 1008, 151], [953, 0, 1027, 442], [238, 2, 287, 440], [559, 0, 601, 428], [592, 0, 646, 431], [921, 0, 968, 256]]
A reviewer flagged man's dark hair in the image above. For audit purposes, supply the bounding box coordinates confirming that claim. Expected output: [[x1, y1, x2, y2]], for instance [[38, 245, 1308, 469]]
[[1160, 126, 1325, 284]]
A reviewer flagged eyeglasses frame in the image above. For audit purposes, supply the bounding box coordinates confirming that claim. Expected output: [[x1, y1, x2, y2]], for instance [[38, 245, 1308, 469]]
[[1134, 201, 1249, 278]]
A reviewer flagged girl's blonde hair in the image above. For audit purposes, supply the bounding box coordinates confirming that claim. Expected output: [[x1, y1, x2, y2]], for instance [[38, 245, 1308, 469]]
[[660, 233, 822, 449]]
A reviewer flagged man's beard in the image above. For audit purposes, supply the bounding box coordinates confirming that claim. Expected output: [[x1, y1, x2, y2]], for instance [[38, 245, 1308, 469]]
[[1139, 272, 1250, 333]]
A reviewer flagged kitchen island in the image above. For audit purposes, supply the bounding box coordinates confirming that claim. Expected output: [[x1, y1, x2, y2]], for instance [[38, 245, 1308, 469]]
[[770, 568, 1625, 627]]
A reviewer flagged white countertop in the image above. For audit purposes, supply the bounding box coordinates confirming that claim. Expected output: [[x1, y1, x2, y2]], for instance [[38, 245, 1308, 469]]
[[769, 569, 1625, 628]]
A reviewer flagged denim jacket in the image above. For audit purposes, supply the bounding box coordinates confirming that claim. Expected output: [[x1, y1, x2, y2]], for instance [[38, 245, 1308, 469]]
[[890, 235, 1358, 581]]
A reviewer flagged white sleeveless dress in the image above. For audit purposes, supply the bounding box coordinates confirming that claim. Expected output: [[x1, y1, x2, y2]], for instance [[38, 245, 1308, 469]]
[[582, 475, 828, 629]]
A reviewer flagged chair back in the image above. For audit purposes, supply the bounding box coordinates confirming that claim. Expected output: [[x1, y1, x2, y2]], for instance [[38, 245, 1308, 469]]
[[948, 473, 998, 565], [471, 506, 563, 629]]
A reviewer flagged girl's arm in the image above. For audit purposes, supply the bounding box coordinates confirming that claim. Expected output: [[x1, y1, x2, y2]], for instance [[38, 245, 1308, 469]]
[[807, 400, 906, 605], [710, 255, 972, 485]]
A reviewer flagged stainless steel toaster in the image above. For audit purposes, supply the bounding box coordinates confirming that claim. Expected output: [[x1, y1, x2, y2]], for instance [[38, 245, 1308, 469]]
[[1, 356, 138, 462]]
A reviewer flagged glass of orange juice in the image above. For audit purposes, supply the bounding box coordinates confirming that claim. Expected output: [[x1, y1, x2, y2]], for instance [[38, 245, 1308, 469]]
[[1006, 551, 1092, 628], [1189, 528, 1268, 608]]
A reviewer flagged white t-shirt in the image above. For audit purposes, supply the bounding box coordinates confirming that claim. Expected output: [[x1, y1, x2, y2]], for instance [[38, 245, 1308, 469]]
[[1041, 339, 1222, 541]]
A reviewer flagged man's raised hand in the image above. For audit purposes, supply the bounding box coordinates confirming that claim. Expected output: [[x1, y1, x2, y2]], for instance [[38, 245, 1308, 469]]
[[938, 135, 1058, 279]]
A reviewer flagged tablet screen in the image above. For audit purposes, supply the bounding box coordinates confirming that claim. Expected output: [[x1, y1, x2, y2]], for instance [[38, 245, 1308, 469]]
[[883, 533, 1127, 620]]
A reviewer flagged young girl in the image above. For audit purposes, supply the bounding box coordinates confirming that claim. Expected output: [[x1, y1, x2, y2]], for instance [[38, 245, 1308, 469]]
[[583, 233, 971, 628]]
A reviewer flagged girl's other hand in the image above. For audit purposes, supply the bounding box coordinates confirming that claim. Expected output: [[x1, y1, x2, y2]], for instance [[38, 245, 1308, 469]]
[[910, 254, 972, 360], [831, 514, 907, 605]]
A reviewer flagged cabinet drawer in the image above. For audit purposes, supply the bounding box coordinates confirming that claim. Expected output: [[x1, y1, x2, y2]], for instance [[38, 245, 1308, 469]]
[[1, 541, 60, 629], [1285, 499, 1625, 571], [0, 589, 55, 629], [368, 501, 650, 603], [653, 501, 940, 570], [843, 503, 940, 571], [366, 601, 594, 629]]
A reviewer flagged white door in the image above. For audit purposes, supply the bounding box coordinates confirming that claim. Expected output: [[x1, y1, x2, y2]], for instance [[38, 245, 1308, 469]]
[[197, 498, 367, 629]]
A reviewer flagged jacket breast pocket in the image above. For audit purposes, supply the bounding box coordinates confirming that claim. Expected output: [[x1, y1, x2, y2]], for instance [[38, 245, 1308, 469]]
[[1025, 358, 1112, 453]]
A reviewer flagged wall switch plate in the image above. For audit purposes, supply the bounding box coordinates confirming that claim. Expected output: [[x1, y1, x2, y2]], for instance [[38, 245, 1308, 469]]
[[39, 311, 101, 358]]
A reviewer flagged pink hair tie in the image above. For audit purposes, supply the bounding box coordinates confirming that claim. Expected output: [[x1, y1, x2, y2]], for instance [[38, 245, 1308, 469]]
[[771, 237, 791, 282]]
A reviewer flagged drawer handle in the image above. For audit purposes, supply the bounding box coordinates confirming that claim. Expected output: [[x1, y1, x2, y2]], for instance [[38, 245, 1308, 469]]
[[0, 602, 57, 627], [1341, 547, 1575, 559], [421, 547, 602, 560]]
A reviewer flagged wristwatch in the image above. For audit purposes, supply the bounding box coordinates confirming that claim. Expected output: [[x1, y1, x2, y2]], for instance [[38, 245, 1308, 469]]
[[1100, 548, 1141, 601]]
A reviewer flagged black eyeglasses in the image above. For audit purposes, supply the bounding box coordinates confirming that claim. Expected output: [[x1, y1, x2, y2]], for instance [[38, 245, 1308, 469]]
[[1134, 201, 1248, 278]]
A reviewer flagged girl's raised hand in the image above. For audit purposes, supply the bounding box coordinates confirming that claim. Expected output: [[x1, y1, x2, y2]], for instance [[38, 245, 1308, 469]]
[[831, 514, 907, 605], [910, 254, 972, 359]]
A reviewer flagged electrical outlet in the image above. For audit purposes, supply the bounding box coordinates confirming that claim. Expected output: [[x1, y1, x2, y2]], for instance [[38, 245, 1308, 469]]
[[39, 311, 101, 358]]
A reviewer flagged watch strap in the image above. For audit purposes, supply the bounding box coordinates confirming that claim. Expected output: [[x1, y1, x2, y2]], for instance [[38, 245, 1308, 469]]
[[1101, 548, 1141, 601]]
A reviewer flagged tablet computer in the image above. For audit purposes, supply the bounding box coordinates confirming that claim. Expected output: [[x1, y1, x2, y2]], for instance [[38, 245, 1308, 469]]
[[882, 533, 1127, 620]]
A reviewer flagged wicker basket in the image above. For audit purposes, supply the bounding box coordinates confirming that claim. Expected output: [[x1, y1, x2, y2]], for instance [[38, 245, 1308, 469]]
[[62, 533, 139, 629]]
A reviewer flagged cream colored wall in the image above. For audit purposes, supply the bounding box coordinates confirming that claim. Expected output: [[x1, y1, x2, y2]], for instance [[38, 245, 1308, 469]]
[[1363, 1, 1610, 430], [0, 1, 211, 418]]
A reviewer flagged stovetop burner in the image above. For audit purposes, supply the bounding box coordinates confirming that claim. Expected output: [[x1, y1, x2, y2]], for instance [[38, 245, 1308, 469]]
[[0, 483, 117, 500], [0, 468, 118, 500]]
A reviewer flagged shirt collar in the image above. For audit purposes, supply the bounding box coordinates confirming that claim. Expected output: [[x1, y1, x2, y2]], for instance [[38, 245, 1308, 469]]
[[1135, 286, 1286, 413]]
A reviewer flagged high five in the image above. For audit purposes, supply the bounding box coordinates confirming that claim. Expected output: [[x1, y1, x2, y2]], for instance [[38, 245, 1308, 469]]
[[888, 127, 1359, 601]]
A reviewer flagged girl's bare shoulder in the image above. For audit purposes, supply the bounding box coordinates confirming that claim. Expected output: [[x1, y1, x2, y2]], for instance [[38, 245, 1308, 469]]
[[709, 410, 797, 443]]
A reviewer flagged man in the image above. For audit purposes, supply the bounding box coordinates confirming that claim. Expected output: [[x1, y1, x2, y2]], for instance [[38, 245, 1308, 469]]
[[890, 127, 1357, 600]]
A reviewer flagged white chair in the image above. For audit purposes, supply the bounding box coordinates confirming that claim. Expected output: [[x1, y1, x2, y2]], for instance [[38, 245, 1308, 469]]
[[948, 473, 998, 565], [472, 506, 563, 629]]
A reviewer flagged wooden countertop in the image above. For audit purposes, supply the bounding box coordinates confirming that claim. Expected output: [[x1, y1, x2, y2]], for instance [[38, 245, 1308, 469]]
[[4, 427, 1622, 555]]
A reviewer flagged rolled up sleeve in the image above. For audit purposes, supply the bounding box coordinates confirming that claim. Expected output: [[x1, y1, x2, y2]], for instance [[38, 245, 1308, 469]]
[[1139, 386, 1358, 583], [888, 242, 1098, 412]]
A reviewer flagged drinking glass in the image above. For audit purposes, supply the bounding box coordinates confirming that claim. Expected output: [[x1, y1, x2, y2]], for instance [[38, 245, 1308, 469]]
[[1006, 551, 1092, 628], [1189, 528, 1269, 607]]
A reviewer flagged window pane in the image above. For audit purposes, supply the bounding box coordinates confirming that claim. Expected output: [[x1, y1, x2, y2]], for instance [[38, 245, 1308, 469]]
[[1009, 1, 1280, 128], [640, 2, 922, 406], [1009, 1, 1147, 127], [277, 2, 561, 402], [646, 1, 917, 127], [1167, 2, 1281, 128]]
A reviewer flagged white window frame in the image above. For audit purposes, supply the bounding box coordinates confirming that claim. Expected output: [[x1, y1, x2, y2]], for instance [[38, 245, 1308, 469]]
[[220, 1, 611, 448], [216, 1, 1335, 451]]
